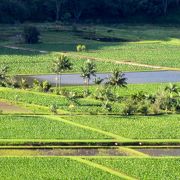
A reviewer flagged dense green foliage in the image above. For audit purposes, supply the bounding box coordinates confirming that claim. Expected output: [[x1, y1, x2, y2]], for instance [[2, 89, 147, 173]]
[[0, 116, 108, 139], [0, 157, 116, 179], [66, 115, 180, 139], [88, 157, 180, 179], [23, 26, 40, 44], [0, 0, 180, 23]]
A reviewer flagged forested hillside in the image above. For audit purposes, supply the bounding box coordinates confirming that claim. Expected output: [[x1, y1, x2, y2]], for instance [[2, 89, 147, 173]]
[[0, 0, 180, 23]]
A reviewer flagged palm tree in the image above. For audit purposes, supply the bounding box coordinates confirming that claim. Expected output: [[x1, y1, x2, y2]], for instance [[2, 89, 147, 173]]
[[81, 59, 96, 93], [94, 77, 104, 85], [52, 54, 73, 89], [165, 83, 180, 97], [106, 69, 127, 92]]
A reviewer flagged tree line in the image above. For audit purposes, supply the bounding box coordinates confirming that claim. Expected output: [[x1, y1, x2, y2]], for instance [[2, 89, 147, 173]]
[[0, 0, 180, 23]]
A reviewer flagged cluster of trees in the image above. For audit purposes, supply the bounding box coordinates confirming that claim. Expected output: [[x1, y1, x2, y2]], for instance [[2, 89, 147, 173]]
[[0, 0, 180, 23], [1, 59, 179, 115], [123, 85, 180, 115]]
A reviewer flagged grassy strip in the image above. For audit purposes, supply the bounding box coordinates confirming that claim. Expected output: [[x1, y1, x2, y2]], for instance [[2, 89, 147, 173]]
[[118, 147, 149, 157], [70, 157, 136, 180], [0, 139, 179, 146], [0, 146, 135, 149], [46, 115, 128, 140], [129, 146, 180, 149], [0, 145, 180, 150], [0, 145, 179, 149]]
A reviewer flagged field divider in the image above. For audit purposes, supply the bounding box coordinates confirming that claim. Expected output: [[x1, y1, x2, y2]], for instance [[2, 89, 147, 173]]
[[67, 53, 180, 71], [118, 147, 149, 157], [45, 115, 129, 141], [70, 157, 136, 180]]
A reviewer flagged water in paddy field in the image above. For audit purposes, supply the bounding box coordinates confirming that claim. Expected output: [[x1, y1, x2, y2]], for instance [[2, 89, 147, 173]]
[[0, 148, 127, 156], [16, 71, 180, 86], [0, 148, 179, 157], [135, 148, 180, 156]]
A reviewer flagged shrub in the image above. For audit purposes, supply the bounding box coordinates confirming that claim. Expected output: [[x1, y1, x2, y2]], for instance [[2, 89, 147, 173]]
[[76, 44, 87, 52], [122, 103, 137, 116], [33, 79, 51, 92], [50, 104, 58, 114], [139, 104, 150, 116], [23, 26, 40, 44], [42, 81, 51, 92], [19, 78, 29, 89], [152, 103, 161, 115]]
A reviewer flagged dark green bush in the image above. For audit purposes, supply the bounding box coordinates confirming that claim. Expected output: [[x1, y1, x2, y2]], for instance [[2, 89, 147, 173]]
[[23, 26, 40, 44]]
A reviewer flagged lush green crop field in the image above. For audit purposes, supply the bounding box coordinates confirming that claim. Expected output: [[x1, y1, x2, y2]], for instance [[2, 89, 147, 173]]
[[1, 23, 180, 75], [75, 41, 180, 68], [0, 82, 179, 114], [0, 157, 179, 179], [0, 47, 149, 75], [0, 87, 68, 107], [87, 157, 180, 179], [0, 157, 116, 180], [66, 115, 180, 139], [0, 115, 108, 139], [59, 82, 180, 97], [20, 24, 180, 68], [0, 87, 103, 113]]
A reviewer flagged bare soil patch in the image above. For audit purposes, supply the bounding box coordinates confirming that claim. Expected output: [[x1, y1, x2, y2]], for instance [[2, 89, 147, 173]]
[[0, 101, 31, 113]]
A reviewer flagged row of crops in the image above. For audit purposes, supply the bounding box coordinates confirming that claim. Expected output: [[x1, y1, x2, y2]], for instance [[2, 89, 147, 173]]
[[0, 47, 149, 75], [0, 115, 108, 140], [76, 42, 180, 68], [0, 115, 179, 140], [0, 157, 179, 179]]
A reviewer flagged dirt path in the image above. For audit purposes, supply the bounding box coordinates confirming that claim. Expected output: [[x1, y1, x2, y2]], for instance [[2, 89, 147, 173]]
[[3, 45, 48, 54], [0, 101, 31, 113], [3, 45, 180, 71], [67, 53, 180, 71]]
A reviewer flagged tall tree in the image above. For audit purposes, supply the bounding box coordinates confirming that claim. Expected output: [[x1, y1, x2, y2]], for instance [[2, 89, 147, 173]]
[[54, 0, 67, 22], [81, 60, 96, 93], [162, 0, 168, 15], [70, 0, 87, 22], [106, 69, 127, 94], [52, 54, 73, 89]]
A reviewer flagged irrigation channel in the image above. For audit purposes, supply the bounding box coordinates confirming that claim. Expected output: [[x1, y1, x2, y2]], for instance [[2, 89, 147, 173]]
[[0, 147, 179, 157], [16, 71, 180, 86]]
